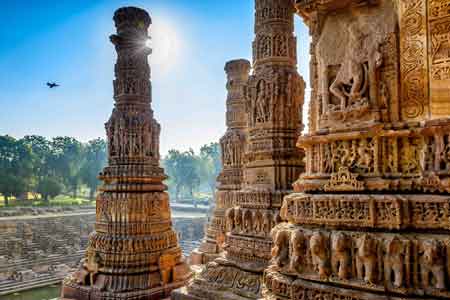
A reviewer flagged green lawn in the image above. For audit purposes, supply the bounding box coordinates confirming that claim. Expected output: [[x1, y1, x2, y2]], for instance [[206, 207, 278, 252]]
[[0, 193, 94, 208]]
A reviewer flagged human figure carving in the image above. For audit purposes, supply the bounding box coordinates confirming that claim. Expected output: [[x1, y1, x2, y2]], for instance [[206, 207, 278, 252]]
[[234, 207, 242, 232], [329, 23, 368, 111], [289, 230, 305, 273], [329, 22, 382, 113], [384, 237, 405, 288], [331, 232, 352, 280], [256, 80, 269, 123], [310, 232, 331, 279], [84, 250, 101, 287], [271, 230, 290, 268], [243, 210, 253, 233], [226, 208, 235, 231], [356, 234, 378, 284], [355, 139, 373, 173], [263, 211, 273, 234], [420, 240, 446, 290], [253, 211, 263, 234], [400, 137, 420, 174]]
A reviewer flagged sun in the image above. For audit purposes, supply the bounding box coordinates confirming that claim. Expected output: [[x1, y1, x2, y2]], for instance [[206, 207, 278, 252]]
[[148, 17, 182, 76]]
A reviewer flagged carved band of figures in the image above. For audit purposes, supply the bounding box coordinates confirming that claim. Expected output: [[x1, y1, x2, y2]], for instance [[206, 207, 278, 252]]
[[255, 0, 293, 26], [297, 124, 450, 193], [89, 230, 179, 254], [99, 164, 164, 178], [225, 234, 273, 263], [187, 261, 261, 299], [106, 110, 160, 162], [270, 225, 450, 297], [263, 275, 422, 300], [95, 220, 172, 236], [254, 33, 296, 62], [96, 192, 170, 224], [217, 190, 288, 209], [226, 207, 281, 237], [246, 68, 304, 128], [217, 169, 244, 189], [209, 214, 227, 233], [113, 78, 151, 98], [281, 193, 450, 231], [221, 131, 246, 168]]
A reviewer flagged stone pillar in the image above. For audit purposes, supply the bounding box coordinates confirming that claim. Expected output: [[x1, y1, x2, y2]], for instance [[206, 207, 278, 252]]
[[61, 7, 190, 300], [190, 59, 250, 266], [263, 1, 450, 300], [172, 0, 305, 299]]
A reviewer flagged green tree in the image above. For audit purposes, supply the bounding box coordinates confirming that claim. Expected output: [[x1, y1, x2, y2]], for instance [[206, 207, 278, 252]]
[[22, 135, 57, 201], [80, 138, 107, 200], [51, 137, 84, 199], [164, 149, 200, 200], [36, 177, 63, 202], [0, 136, 33, 205], [198, 142, 221, 200]]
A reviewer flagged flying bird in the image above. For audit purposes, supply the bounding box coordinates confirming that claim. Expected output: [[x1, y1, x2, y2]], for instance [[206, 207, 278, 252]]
[[46, 82, 60, 89]]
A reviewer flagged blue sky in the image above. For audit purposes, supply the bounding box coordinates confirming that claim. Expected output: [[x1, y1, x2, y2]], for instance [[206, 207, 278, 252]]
[[0, 0, 310, 155]]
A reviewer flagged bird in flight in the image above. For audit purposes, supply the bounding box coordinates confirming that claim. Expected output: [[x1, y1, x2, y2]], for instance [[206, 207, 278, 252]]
[[46, 82, 60, 88]]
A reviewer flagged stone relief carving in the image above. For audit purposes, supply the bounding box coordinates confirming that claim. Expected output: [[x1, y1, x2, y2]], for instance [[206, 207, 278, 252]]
[[263, 1, 450, 300], [310, 232, 330, 279], [331, 232, 351, 280], [355, 234, 378, 284], [384, 237, 406, 288], [419, 239, 446, 290]]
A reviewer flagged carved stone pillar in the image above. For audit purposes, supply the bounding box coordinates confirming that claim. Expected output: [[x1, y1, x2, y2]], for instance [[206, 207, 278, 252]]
[[60, 7, 190, 300], [190, 59, 250, 265], [263, 1, 450, 300], [172, 0, 305, 299]]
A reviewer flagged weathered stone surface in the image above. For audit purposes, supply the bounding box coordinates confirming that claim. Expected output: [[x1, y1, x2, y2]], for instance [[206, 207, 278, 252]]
[[61, 6, 191, 300], [263, 1, 450, 299], [172, 0, 305, 299], [191, 59, 251, 265], [0, 210, 94, 296]]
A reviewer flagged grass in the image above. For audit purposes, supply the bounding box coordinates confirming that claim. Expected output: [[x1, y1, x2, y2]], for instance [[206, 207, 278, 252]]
[[0, 194, 95, 208]]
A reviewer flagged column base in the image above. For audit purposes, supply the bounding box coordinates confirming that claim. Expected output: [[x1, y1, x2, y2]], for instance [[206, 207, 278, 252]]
[[62, 280, 187, 300]]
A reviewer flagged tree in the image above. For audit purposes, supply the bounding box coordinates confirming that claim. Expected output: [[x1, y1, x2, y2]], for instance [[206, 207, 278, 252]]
[[51, 137, 84, 199], [164, 149, 200, 200], [36, 177, 63, 202], [0, 136, 33, 205], [80, 138, 107, 200], [22, 135, 56, 201], [198, 143, 221, 200]]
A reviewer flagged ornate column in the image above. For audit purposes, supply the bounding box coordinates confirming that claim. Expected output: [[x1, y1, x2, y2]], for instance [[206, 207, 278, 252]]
[[190, 59, 250, 265], [61, 7, 190, 300], [263, 1, 450, 300], [172, 0, 305, 299]]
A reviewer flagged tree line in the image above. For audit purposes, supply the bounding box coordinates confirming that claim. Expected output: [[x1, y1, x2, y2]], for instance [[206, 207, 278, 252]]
[[163, 143, 221, 202], [0, 135, 221, 206], [0, 135, 107, 205]]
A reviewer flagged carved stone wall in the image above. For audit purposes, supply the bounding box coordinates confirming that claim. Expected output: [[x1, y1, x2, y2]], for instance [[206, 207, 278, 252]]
[[0, 211, 94, 296], [60, 7, 190, 300], [190, 59, 251, 265], [172, 0, 305, 299], [263, 1, 450, 300]]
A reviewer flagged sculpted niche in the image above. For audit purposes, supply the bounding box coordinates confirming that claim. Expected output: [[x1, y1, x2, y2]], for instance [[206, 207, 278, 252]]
[[316, 0, 398, 129]]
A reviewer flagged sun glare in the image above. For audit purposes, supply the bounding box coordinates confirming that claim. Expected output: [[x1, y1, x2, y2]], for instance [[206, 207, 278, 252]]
[[149, 17, 183, 76]]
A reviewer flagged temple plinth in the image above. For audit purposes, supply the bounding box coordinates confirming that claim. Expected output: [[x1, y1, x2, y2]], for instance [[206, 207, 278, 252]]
[[172, 0, 305, 299], [61, 7, 190, 300], [190, 59, 251, 265], [263, 1, 450, 300]]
